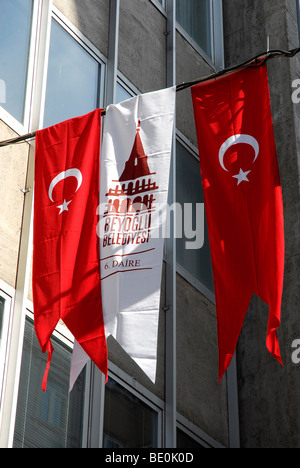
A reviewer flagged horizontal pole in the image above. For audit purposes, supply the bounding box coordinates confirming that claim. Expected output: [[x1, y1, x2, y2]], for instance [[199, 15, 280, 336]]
[[0, 47, 299, 148]]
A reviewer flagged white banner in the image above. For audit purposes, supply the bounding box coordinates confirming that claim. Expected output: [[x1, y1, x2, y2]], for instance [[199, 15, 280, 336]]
[[70, 87, 176, 389]]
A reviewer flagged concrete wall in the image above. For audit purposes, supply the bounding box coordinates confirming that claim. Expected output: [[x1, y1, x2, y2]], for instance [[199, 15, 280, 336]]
[[224, 0, 300, 448]]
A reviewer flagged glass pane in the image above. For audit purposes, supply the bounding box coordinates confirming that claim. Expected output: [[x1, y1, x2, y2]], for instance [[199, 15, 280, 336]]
[[43, 19, 100, 128], [0, 0, 33, 122], [176, 0, 212, 58], [13, 318, 85, 448], [176, 141, 214, 291], [103, 378, 159, 448]]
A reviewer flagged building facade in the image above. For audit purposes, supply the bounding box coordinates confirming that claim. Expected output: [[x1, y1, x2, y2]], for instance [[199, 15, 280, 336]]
[[0, 0, 299, 448]]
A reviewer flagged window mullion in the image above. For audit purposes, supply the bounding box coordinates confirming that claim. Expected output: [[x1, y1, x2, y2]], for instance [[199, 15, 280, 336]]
[[30, 0, 53, 132], [165, 0, 177, 450]]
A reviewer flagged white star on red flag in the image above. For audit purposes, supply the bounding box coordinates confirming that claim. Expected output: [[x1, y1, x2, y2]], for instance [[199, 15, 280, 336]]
[[233, 168, 251, 185], [57, 199, 72, 214]]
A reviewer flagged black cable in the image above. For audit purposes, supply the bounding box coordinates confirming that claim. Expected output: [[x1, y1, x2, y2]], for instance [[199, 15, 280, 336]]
[[175, 47, 300, 92]]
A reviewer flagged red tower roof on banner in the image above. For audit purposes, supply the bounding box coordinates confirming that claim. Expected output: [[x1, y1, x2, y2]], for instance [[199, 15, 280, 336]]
[[119, 120, 155, 182]]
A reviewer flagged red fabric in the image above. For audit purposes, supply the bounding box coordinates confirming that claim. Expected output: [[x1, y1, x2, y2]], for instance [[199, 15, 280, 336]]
[[33, 109, 107, 391], [191, 65, 285, 381]]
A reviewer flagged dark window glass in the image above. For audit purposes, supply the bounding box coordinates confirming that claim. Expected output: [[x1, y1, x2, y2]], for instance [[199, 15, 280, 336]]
[[103, 378, 159, 448]]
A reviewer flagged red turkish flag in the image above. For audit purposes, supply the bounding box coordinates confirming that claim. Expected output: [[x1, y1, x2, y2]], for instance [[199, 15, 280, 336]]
[[191, 65, 285, 381], [33, 109, 107, 391]]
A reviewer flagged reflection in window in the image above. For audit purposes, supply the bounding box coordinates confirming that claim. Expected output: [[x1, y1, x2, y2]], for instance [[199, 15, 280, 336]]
[[13, 317, 85, 448], [0, 0, 33, 123], [103, 378, 159, 448], [176, 140, 214, 292], [176, 0, 212, 58], [43, 19, 100, 128]]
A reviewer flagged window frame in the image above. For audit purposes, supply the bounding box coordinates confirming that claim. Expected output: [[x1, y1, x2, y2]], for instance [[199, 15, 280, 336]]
[[149, 0, 224, 70], [150, 0, 166, 14], [0, 0, 41, 135], [105, 362, 164, 448], [175, 130, 215, 302], [38, 6, 107, 129]]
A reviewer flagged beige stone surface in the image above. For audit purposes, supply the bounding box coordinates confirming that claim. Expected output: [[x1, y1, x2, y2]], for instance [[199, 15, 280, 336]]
[[0, 121, 29, 288]]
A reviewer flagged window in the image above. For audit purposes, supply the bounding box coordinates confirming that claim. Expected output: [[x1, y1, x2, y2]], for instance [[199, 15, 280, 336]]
[[13, 317, 85, 448], [176, 139, 214, 293], [103, 377, 159, 448], [176, 0, 212, 58], [0, 0, 33, 124], [43, 18, 102, 128]]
